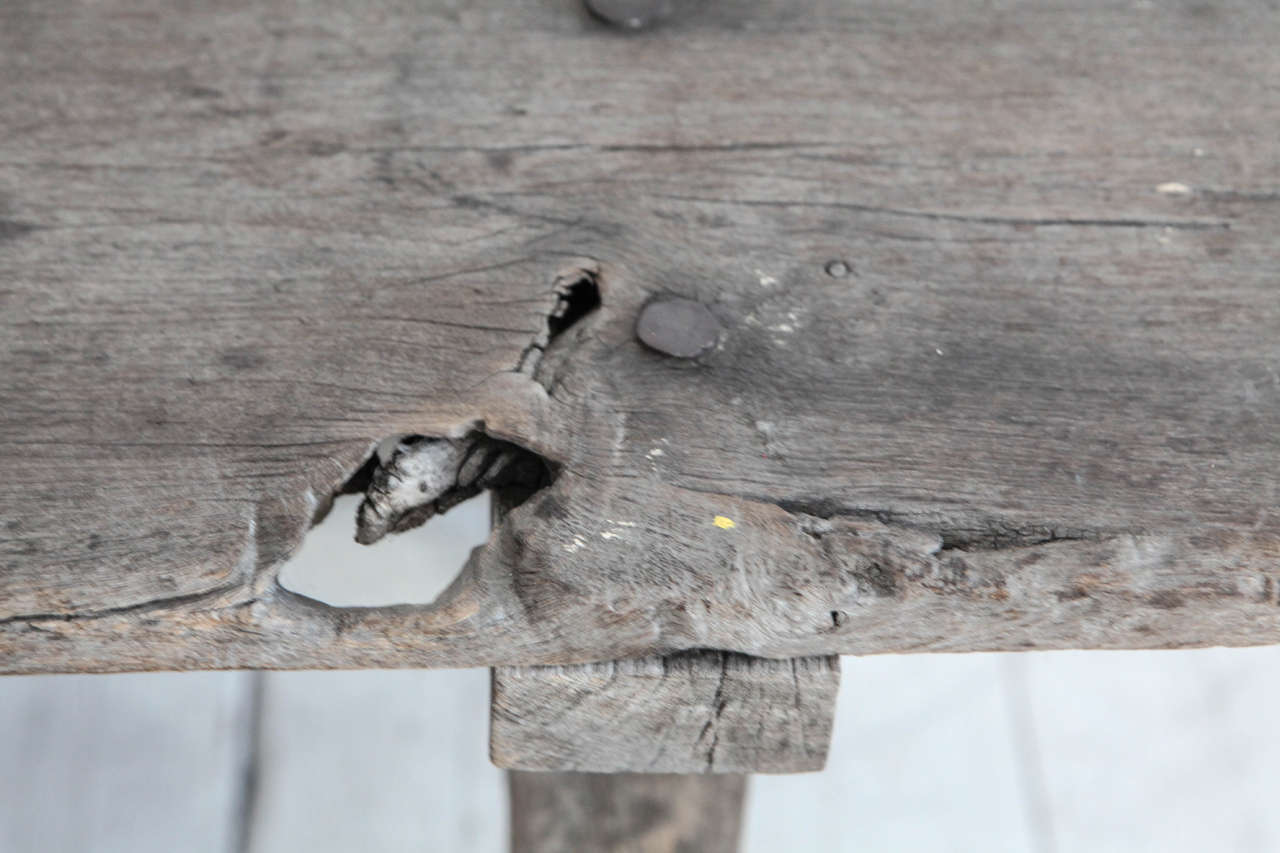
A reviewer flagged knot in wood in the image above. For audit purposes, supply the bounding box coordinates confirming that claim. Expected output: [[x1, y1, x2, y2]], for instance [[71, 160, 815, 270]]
[[635, 297, 721, 359]]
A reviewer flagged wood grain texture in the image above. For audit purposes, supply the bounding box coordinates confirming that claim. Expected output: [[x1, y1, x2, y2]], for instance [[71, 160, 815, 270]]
[[492, 652, 839, 773], [2, 0, 1279, 672], [508, 771, 746, 853]]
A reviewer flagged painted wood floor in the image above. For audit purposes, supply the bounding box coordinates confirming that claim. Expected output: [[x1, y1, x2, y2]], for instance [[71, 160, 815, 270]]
[[6, 498, 1279, 853]]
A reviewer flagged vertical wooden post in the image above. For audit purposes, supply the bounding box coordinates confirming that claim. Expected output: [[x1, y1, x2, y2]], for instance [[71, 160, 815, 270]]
[[508, 772, 747, 853]]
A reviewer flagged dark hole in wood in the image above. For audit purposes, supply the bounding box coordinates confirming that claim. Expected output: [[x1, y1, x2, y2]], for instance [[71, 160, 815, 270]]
[[547, 274, 601, 340], [334, 451, 379, 497], [281, 491, 493, 606], [285, 432, 557, 606], [459, 434, 558, 517]]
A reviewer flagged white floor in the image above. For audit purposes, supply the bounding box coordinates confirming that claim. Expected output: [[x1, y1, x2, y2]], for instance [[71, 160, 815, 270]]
[[5, 496, 1280, 853]]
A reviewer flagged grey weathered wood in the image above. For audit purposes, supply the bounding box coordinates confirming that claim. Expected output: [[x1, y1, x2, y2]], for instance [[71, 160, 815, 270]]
[[3, 0, 1280, 673], [492, 652, 839, 773], [508, 771, 747, 853], [489, 468, 838, 777]]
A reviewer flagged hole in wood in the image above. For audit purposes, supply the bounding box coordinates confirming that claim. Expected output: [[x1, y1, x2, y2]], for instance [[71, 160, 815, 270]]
[[278, 431, 555, 607], [546, 273, 601, 340], [278, 492, 491, 607], [516, 264, 602, 375]]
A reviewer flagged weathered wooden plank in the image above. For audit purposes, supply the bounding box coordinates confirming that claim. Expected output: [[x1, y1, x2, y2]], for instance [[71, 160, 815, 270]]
[[508, 771, 747, 853], [492, 652, 839, 773], [2, 0, 1279, 672]]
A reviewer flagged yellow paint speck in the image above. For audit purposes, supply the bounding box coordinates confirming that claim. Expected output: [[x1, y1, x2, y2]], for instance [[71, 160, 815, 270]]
[[713, 516, 736, 529]]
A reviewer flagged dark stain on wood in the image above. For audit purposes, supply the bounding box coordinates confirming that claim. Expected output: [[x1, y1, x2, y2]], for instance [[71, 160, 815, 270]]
[[219, 347, 267, 371], [1056, 586, 1091, 602], [0, 219, 38, 244], [855, 561, 899, 598]]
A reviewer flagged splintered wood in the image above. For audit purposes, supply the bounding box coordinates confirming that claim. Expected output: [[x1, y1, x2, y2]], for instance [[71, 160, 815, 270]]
[[492, 653, 840, 774]]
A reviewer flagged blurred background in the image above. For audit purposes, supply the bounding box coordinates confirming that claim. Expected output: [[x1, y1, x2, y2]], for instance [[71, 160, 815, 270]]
[[4, 494, 1279, 853]]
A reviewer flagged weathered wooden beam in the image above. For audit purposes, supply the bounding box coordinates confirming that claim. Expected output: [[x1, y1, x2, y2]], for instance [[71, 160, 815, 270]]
[[508, 771, 746, 853], [3, 0, 1280, 674], [492, 652, 839, 774]]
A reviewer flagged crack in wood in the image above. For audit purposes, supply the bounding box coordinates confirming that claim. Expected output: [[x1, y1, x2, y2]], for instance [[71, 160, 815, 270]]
[[0, 582, 253, 627], [515, 263, 602, 380], [756, 495, 1120, 554], [701, 652, 730, 771], [649, 194, 1233, 230]]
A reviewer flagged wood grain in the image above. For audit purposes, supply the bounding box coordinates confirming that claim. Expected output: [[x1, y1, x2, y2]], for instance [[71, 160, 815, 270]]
[[492, 652, 839, 773], [2, 0, 1279, 673]]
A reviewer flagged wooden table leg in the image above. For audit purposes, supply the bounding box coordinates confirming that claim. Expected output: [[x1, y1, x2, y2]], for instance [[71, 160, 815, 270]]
[[508, 771, 747, 853]]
